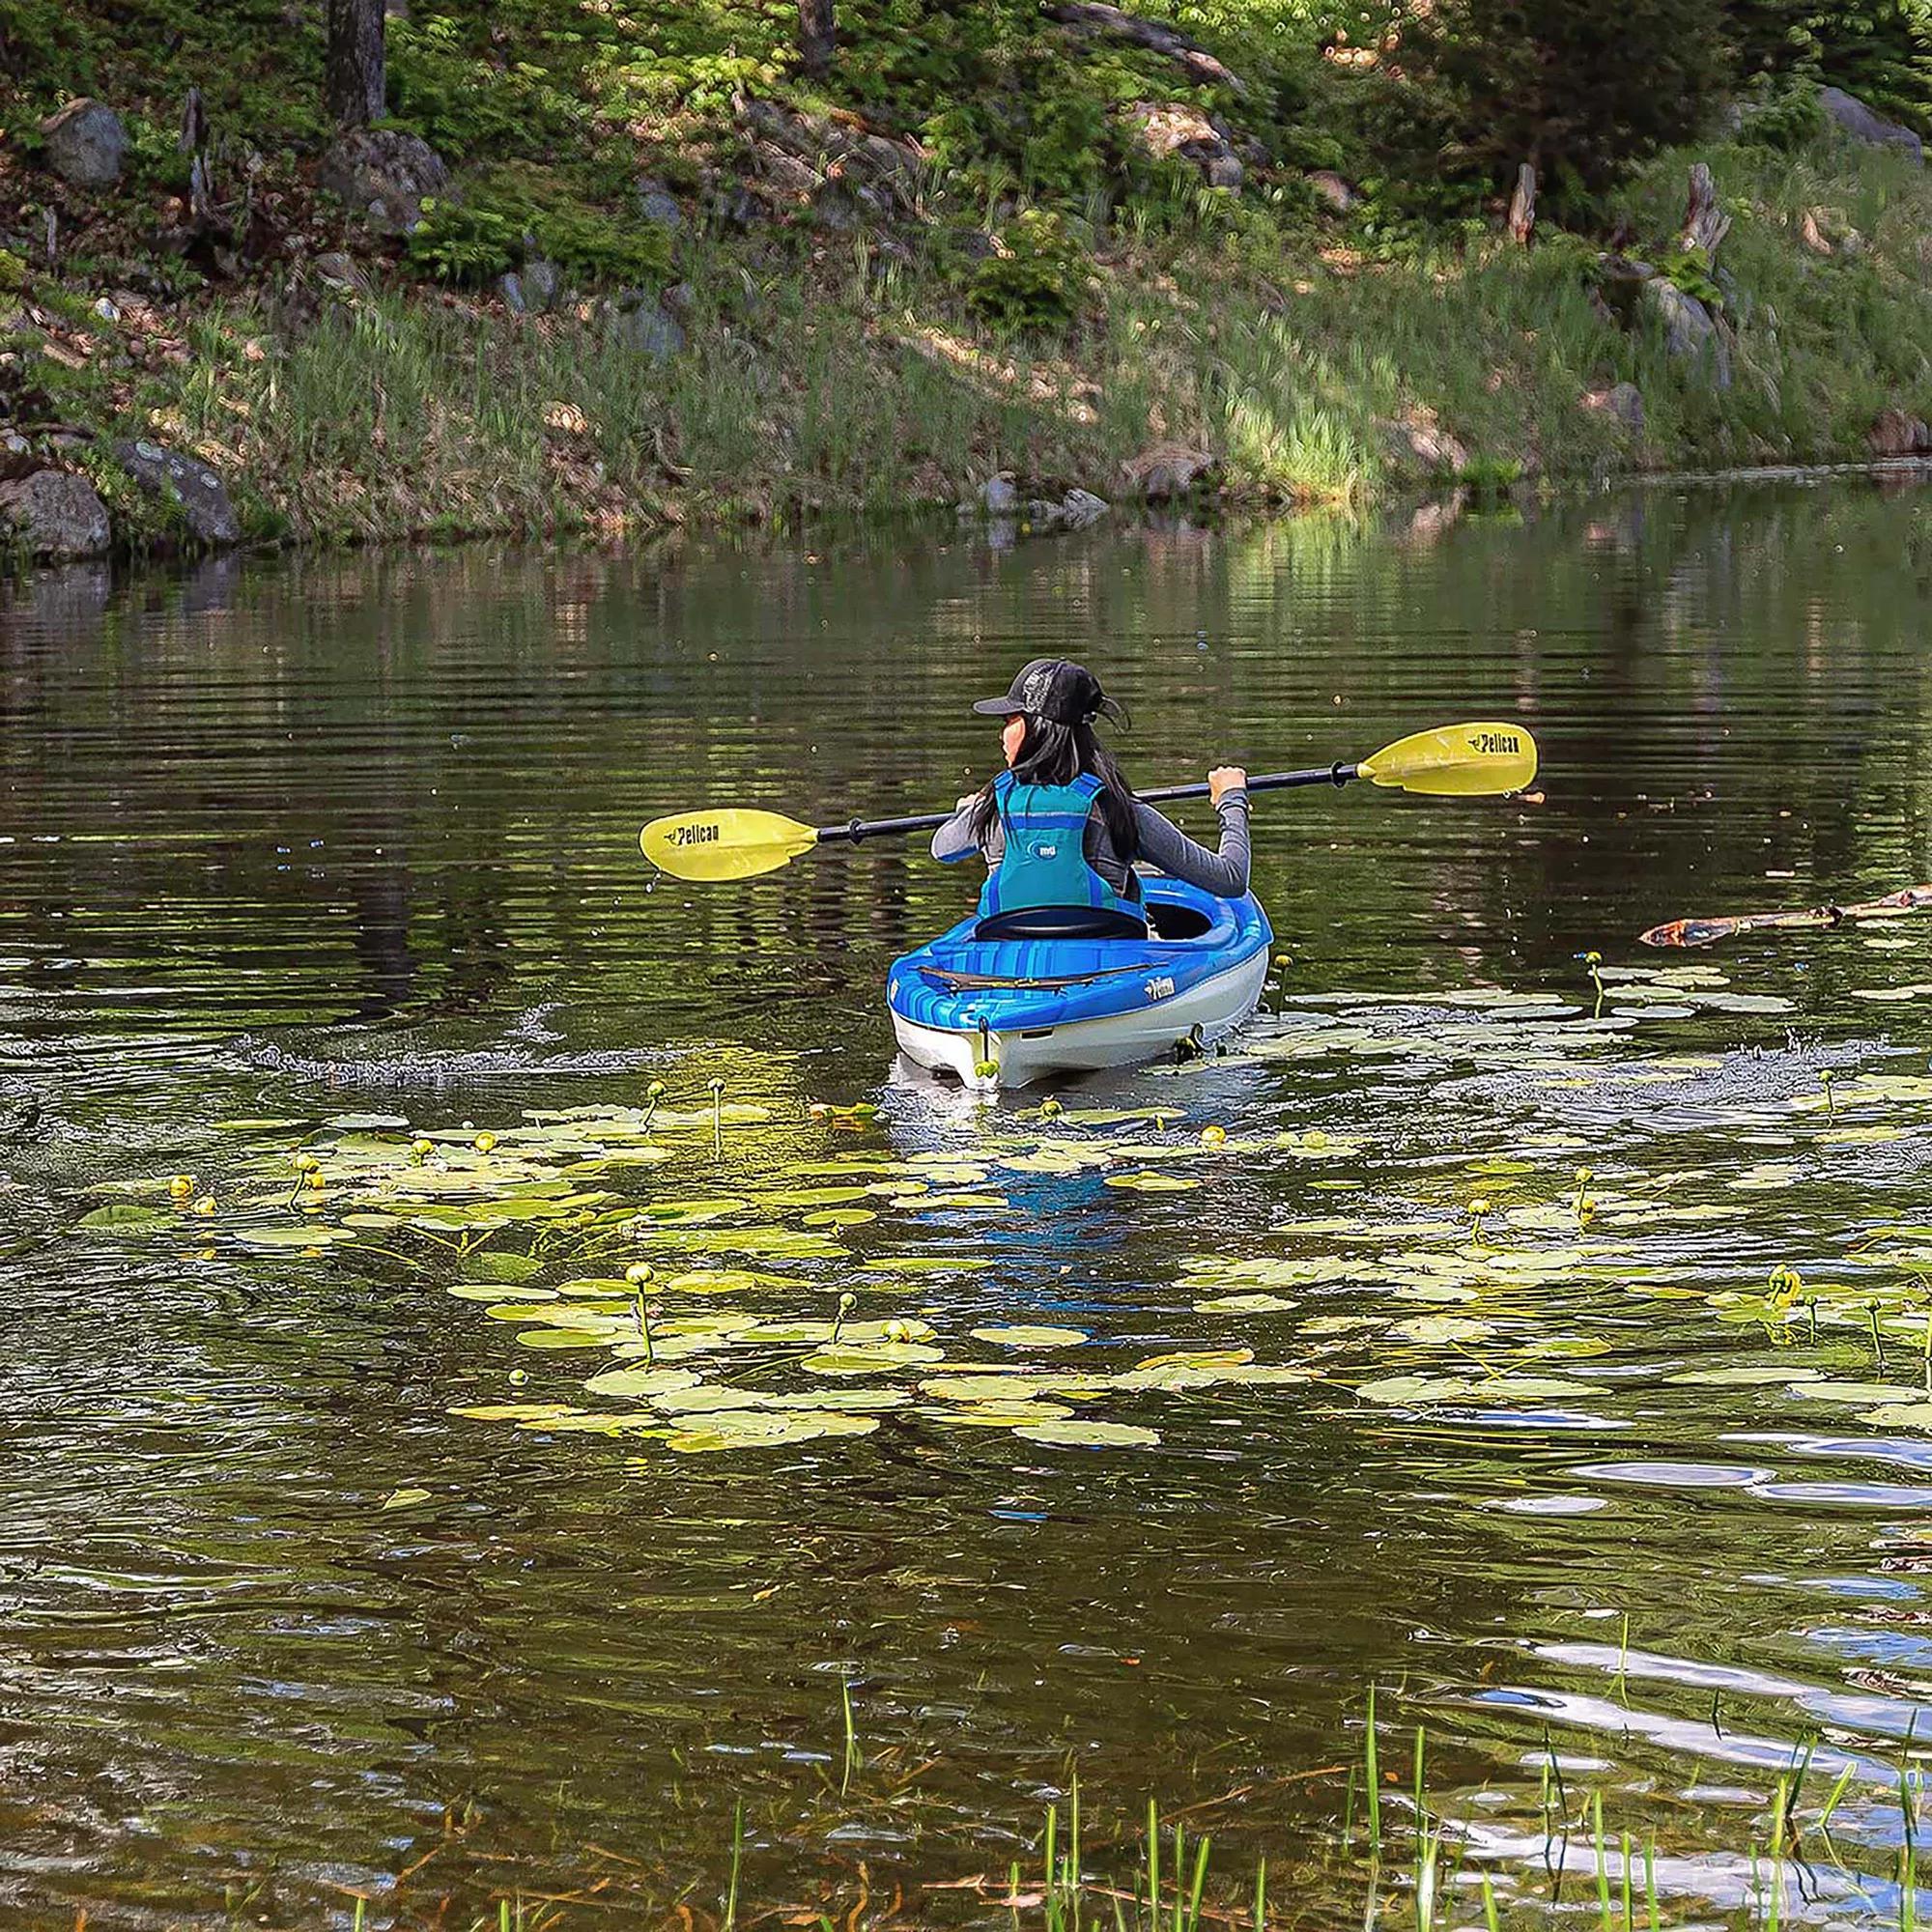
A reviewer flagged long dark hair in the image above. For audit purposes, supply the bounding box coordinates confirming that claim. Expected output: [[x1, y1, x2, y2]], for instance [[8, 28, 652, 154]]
[[968, 713, 1139, 864]]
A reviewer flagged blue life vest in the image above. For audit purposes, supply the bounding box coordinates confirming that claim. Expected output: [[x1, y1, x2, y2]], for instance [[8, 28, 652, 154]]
[[977, 771, 1146, 927]]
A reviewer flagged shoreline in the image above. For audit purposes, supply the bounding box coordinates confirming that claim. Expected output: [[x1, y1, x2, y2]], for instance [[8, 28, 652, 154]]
[[9, 449, 1932, 592]]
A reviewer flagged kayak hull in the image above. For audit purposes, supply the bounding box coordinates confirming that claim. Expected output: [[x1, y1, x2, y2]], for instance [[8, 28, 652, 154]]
[[888, 877, 1273, 1090]]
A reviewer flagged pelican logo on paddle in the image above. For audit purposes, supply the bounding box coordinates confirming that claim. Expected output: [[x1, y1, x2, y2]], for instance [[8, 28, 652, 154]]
[[1471, 729, 1521, 755], [671, 822, 723, 847]]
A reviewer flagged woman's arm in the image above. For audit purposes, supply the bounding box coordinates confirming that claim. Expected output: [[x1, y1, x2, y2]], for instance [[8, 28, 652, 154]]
[[932, 795, 999, 865], [1130, 772, 1251, 896]]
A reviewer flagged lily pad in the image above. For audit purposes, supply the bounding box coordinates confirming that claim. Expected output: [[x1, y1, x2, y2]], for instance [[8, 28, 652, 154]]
[[969, 1324, 1090, 1350], [666, 1410, 880, 1453], [1013, 1419, 1161, 1449], [1103, 1172, 1199, 1193]]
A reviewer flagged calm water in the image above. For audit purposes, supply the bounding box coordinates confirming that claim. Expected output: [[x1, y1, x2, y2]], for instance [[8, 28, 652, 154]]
[[3, 489, 1931, 1929]]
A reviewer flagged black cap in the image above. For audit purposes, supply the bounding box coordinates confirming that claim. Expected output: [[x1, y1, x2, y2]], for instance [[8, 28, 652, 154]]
[[971, 658, 1110, 725]]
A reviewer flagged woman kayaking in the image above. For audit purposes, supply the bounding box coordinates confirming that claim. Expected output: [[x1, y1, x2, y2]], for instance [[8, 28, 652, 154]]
[[931, 658, 1250, 936]]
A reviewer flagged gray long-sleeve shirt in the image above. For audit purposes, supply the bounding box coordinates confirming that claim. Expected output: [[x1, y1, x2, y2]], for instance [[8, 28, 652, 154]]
[[931, 786, 1252, 899]]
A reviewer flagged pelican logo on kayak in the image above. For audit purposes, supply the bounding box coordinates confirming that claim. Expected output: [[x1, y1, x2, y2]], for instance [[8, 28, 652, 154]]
[[1145, 976, 1176, 1001], [1471, 730, 1520, 755], [671, 823, 722, 847]]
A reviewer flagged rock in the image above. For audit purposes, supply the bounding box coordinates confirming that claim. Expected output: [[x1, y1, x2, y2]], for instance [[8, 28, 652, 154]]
[[980, 473, 1019, 516], [497, 270, 526, 314], [637, 177, 685, 232], [1308, 170, 1360, 214], [712, 185, 765, 229], [1820, 86, 1923, 163], [1024, 497, 1066, 528], [311, 250, 372, 297], [1867, 407, 1932, 457], [1123, 102, 1242, 189], [0, 469, 111, 560], [1580, 382, 1645, 434], [112, 439, 242, 545], [611, 291, 684, 361], [1122, 441, 1215, 498], [41, 99, 128, 188], [318, 128, 448, 235], [811, 182, 863, 231], [1644, 278, 1731, 386], [1059, 487, 1109, 527], [521, 257, 562, 313], [1378, 415, 1469, 476], [662, 280, 695, 318]]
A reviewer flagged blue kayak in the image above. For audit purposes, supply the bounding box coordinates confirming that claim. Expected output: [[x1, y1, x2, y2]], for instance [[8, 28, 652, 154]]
[[888, 875, 1273, 1089]]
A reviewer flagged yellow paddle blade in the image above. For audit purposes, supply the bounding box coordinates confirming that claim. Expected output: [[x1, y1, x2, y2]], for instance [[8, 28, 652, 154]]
[[639, 808, 820, 882], [1356, 721, 1538, 797]]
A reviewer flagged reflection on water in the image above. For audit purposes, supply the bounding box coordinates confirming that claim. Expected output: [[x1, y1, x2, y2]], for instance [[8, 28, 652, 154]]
[[2, 488, 1931, 1927]]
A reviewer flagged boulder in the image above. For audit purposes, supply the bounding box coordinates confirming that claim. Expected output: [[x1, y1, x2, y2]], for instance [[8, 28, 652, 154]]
[[318, 129, 448, 234], [41, 99, 128, 188], [1309, 170, 1360, 214], [1820, 86, 1923, 164], [0, 469, 111, 560], [1867, 407, 1932, 457], [497, 270, 527, 315], [637, 177, 685, 232], [1122, 441, 1215, 498], [1058, 487, 1110, 527], [310, 250, 373, 298], [1580, 382, 1645, 434], [610, 291, 685, 361], [811, 182, 864, 231], [980, 473, 1019, 516], [113, 439, 242, 544], [1378, 415, 1469, 476], [1644, 279, 1731, 387], [1123, 102, 1242, 189], [521, 257, 562, 313]]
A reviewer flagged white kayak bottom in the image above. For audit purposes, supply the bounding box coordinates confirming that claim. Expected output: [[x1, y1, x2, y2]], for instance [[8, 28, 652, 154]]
[[890, 947, 1269, 1090]]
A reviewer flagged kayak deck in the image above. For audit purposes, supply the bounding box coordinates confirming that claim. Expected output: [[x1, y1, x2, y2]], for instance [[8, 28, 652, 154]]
[[888, 876, 1272, 1087]]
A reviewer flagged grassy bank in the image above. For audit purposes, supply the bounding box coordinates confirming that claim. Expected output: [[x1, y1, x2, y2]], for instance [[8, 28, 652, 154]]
[[8, 0, 1932, 556]]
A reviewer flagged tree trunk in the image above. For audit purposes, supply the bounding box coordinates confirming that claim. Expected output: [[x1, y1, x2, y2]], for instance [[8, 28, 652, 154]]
[[327, 0, 386, 128], [798, 0, 835, 77], [1679, 161, 1730, 258], [1506, 160, 1536, 245]]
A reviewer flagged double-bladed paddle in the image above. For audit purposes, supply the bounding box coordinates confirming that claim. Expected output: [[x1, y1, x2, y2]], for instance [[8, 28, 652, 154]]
[[639, 720, 1539, 884]]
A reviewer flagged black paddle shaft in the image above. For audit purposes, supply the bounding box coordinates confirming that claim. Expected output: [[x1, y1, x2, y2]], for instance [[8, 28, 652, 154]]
[[814, 762, 1357, 846]]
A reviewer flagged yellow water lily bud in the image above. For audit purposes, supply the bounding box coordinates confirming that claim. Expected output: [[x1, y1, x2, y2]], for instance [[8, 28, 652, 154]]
[[305, 1169, 327, 1190], [168, 1174, 195, 1200], [1468, 1197, 1490, 1217], [507, 1368, 528, 1386], [647, 1081, 668, 1100], [472, 1132, 497, 1153], [1200, 1124, 1228, 1148], [294, 1151, 321, 1173], [884, 1320, 911, 1344], [838, 1293, 859, 1313], [625, 1263, 655, 1285], [193, 1196, 217, 1216], [412, 1138, 433, 1158], [1040, 1097, 1063, 1118]]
